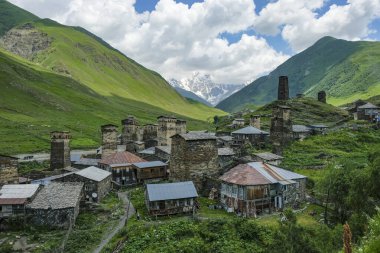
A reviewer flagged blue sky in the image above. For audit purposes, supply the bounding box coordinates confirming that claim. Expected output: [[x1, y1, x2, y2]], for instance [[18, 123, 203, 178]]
[[9, 0, 380, 84]]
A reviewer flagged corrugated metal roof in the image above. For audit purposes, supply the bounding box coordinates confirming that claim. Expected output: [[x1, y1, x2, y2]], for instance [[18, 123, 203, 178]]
[[75, 166, 111, 182], [99, 151, 146, 165], [231, 126, 269, 135], [292, 125, 311, 133], [219, 162, 306, 186], [146, 181, 198, 201], [174, 133, 216, 141], [133, 161, 167, 169], [28, 182, 83, 210], [0, 184, 40, 199], [0, 198, 27, 205]]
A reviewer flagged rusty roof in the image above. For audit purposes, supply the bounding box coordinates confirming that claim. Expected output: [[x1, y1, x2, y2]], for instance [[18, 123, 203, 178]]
[[0, 198, 27, 205], [99, 151, 146, 165], [219, 162, 306, 186]]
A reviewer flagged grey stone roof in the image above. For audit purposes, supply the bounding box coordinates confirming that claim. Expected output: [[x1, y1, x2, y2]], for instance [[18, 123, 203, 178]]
[[146, 181, 198, 201], [232, 126, 269, 135], [358, 102, 379, 109], [155, 146, 171, 154], [28, 182, 83, 210], [254, 152, 283, 161], [218, 147, 235, 156], [133, 161, 167, 168], [292, 125, 311, 133], [75, 158, 100, 166], [138, 147, 156, 155], [218, 135, 233, 141], [174, 133, 217, 141], [75, 166, 111, 182]]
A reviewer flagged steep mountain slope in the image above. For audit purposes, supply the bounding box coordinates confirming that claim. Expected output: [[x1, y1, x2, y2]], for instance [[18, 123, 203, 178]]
[[0, 48, 214, 154], [173, 87, 212, 106], [217, 37, 380, 112], [169, 73, 245, 105]]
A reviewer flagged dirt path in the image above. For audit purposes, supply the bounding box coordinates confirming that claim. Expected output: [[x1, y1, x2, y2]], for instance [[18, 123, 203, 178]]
[[93, 192, 135, 253]]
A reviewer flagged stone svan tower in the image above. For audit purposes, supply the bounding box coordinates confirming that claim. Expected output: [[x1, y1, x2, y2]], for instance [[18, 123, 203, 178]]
[[50, 131, 71, 170], [157, 116, 186, 146], [318, 91, 327, 103], [270, 105, 293, 155], [121, 116, 140, 144], [0, 155, 19, 185], [101, 124, 118, 159], [250, 115, 261, 129], [170, 133, 219, 193], [278, 76, 289, 100]]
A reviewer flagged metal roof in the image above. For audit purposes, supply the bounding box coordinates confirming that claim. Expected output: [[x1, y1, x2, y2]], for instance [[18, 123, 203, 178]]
[[155, 146, 171, 154], [358, 102, 379, 109], [231, 126, 269, 135], [31, 172, 75, 185], [217, 135, 233, 141], [99, 151, 146, 165], [292, 125, 311, 133], [254, 152, 283, 161], [173, 133, 217, 141], [146, 181, 198, 201], [138, 147, 156, 155], [70, 154, 82, 162], [0, 184, 40, 199], [219, 162, 306, 186], [132, 161, 167, 169], [0, 198, 27, 205], [75, 166, 111, 182], [28, 182, 83, 210]]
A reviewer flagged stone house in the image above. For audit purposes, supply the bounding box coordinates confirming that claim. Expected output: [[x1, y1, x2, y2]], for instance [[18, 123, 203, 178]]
[[155, 146, 171, 162], [219, 162, 306, 217], [58, 166, 112, 202], [218, 147, 235, 169], [253, 152, 284, 166], [292, 125, 311, 140], [98, 151, 146, 186], [232, 118, 245, 128], [231, 126, 269, 148], [145, 181, 198, 216], [0, 184, 40, 217], [216, 135, 234, 148], [27, 182, 84, 228], [355, 102, 379, 121], [169, 133, 219, 192], [308, 124, 328, 135], [132, 161, 168, 183], [0, 155, 19, 186]]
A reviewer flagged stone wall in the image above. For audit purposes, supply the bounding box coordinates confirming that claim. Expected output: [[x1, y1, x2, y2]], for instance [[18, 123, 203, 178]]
[[0, 156, 18, 185], [170, 136, 219, 193]]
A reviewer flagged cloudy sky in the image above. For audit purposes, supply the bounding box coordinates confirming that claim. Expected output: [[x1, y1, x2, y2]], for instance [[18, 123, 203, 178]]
[[9, 0, 380, 84]]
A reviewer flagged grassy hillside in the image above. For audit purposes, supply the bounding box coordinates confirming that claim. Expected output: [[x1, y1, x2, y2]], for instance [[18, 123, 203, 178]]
[[0, 0, 38, 36], [217, 37, 380, 112], [216, 97, 349, 132]]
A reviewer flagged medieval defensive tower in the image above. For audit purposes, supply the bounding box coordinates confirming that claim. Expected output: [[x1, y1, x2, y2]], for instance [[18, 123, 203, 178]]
[[270, 105, 292, 155], [318, 91, 327, 103], [121, 116, 140, 144], [101, 124, 118, 159], [250, 115, 261, 129], [50, 131, 71, 170], [278, 76, 289, 100], [157, 116, 187, 146]]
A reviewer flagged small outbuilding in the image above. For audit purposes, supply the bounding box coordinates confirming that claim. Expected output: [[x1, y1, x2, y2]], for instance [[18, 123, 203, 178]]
[[27, 182, 84, 228], [145, 181, 198, 216], [292, 125, 311, 140], [231, 126, 269, 148], [0, 184, 40, 217], [155, 146, 171, 162], [253, 152, 284, 166], [132, 161, 168, 182]]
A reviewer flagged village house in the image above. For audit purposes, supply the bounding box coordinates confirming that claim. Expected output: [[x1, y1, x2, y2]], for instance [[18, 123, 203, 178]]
[[132, 161, 168, 183], [253, 152, 284, 166], [218, 147, 236, 169], [0, 155, 19, 186], [27, 182, 84, 228], [138, 147, 156, 160], [0, 184, 40, 218], [170, 133, 219, 192], [155, 146, 171, 162], [231, 126, 269, 148], [292, 125, 311, 140], [145, 181, 198, 216], [216, 135, 234, 148], [231, 118, 245, 128], [308, 124, 328, 135], [98, 151, 146, 186], [355, 102, 379, 121], [57, 166, 112, 202], [219, 162, 307, 217]]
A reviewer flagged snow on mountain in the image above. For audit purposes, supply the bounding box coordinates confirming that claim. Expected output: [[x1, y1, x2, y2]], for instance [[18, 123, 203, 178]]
[[168, 73, 245, 106]]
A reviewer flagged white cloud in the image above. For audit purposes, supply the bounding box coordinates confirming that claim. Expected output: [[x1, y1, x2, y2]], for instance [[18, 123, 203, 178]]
[[254, 0, 380, 51]]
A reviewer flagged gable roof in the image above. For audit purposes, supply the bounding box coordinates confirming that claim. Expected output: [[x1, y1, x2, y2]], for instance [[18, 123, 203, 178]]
[[231, 126, 269, 135], [75, 166, 111, 182], [292, 125, 311, 133], [155, 146, 171, 154], [358, 102, 379, 109], [219, 162, 306, 186], [133, 161, 167, 169], [99, 151, 146, 165], [28, 182, 83, 210], [146, 181, 198, 201], [0, 184, 40, 199]]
